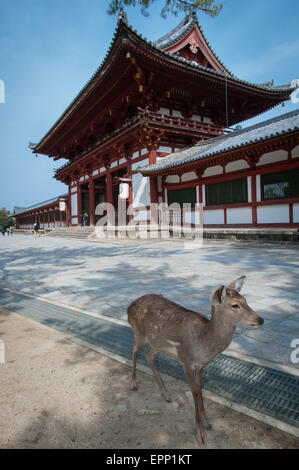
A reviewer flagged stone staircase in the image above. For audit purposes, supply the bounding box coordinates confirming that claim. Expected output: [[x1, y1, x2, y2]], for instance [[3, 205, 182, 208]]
[[46, 227, 95, 240]]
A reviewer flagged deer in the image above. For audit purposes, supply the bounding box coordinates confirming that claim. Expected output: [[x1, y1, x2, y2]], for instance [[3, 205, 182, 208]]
[[127, 276, 264, 445]]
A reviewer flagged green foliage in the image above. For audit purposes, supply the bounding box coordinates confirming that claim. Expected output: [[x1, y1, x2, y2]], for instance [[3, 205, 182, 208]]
[[0, 208, 15, 228], [107, 0, 223, 18]]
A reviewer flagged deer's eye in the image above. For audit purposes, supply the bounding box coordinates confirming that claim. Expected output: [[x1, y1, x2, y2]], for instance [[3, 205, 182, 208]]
[[232, 304, 240, 309]]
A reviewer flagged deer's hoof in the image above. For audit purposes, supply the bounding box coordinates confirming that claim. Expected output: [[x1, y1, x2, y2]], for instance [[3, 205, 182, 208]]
[[166, 398, 172, 403], [131, 386, 138, 392], [205, 424, 213, 431]]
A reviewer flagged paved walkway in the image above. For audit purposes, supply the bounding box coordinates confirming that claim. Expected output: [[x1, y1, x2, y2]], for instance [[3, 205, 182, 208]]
[[0, 234, 299, 370]]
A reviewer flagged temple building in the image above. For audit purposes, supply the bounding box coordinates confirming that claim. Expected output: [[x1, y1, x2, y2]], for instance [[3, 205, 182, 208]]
[[29, 11, 299, 230], [13, 194, 68, 230]]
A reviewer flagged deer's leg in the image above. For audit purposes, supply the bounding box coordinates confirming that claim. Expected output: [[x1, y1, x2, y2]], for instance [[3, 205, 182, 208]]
[[183, 365, 209, 445], [145, 347, 172, 403], [131, 331, 145, 392]]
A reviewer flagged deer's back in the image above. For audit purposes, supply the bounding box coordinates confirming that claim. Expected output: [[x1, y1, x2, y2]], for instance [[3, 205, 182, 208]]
[[128, 294, 209, 344]]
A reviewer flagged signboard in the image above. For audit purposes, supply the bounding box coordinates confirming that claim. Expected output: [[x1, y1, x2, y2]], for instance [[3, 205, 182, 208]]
[[59, 201, 66, 212], [119, 183, 129, 200]]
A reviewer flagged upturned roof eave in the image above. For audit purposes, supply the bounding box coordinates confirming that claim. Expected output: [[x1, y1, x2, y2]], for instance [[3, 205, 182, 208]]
[[33, 17, 297, 155]]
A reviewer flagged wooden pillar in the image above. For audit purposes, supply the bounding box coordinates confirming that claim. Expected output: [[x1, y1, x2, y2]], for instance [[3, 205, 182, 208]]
[[68, 183, 72, 227], [77, 183, 82, 226], [251, 174, 257, 227], [127, 156, 133, 222], [149, 149, 157, 165], [105, 166, 114, 226], [89, 177, 96, 226], [150, 176, 159, 225]]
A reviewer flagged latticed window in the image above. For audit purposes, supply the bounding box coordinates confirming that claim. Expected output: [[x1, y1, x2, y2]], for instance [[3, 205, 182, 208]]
[[168, 187, 197, 208], [55, 212, 60, 221], [262, 170, 299, 200], [206, 179, 247, 206]]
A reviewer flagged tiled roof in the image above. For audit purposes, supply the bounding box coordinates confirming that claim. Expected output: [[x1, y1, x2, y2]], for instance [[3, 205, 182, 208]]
[[14, 194, 68, 216], [138, 108, 299, 174], [33, 14, 297, 154]]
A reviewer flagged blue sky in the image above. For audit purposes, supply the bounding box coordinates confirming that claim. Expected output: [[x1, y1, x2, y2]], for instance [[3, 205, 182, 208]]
[[0, 0, 298, 212]]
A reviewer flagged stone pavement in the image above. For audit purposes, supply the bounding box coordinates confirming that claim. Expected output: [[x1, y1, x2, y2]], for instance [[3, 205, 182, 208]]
[[0, 234, 298, 371]]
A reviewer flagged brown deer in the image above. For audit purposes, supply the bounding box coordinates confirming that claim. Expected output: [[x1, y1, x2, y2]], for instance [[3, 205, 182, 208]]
[[127, 276, 264, 445]]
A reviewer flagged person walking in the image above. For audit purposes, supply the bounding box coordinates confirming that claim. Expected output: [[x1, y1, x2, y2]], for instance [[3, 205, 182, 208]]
[[82, 212, 88, 227], [33, 222, 40, 237]]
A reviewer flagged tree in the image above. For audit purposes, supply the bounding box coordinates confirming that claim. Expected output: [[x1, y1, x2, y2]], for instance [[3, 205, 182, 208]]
[[107, 0, 223, 18], [0, 208, 15, 228]]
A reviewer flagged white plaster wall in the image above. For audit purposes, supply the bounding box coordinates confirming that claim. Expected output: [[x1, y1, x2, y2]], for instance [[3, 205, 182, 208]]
[[293, 204, 299, 223], [185, 211, 201, 225], [140, 148, 148, 156], [111, 160, 118, 168], [71, 186, 77, 193], [99, 167, 106, 173], [132, 173, 150, 208], [132, 151, 139, 159], [203, 166, 223, 178], [159, 107, 170, 115], [132, 158, 149, 172], [71, 193, 78, 216], [133, 210, 150, 222], [204, 209, 225, 225], [172, 110, 183, 118], [227, 208, 252, 225], [257, 150, 288, 166], [159, 146, 172, 154], [256, 175, 261, 202], [72, 217, 78, 225], [257, 205, 289, 224], [202, 184, 206, 207], [225, 160, 249, 173], [191, 115, 202, 122], [181, 172, 197, 182], [203, 117, 212, 124], [292, 145, 299, 158], [93, 170, 98, 176], [119, 158, 127, 165], [166, 175, 180, 184]]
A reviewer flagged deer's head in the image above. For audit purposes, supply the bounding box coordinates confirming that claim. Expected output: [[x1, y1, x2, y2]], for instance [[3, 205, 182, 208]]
[[211, 276, 264, 327]]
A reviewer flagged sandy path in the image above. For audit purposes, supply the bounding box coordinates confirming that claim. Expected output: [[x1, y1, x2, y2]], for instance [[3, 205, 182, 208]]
[[0, 309, 297, 449]]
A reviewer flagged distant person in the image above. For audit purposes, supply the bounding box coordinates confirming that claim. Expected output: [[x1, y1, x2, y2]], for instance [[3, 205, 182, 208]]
[[0, 227, 5, 236], [82, 213, 88, 227], [6, 227, 10, 236], [9, 227, 13, 235], [33, 222, 40, 237]]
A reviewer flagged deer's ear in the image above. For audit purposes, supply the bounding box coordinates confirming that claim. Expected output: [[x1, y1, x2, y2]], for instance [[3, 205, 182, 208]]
[[227, 275, 246, 293], [211, 286, 225, 306]]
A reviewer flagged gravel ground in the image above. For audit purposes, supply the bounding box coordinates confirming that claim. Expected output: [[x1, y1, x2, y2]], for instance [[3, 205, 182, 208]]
[[0, 309, 298, 449]]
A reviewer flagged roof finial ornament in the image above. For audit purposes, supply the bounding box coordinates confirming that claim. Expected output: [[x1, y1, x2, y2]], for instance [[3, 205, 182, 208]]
[[118, 6, 128, 25]]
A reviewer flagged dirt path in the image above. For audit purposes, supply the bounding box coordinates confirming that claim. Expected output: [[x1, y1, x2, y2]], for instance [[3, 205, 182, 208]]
[[0, 309, 297, 449]]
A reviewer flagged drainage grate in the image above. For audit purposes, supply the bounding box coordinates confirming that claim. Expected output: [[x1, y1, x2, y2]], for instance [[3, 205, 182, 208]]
[[0, 287, 298, 429]]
